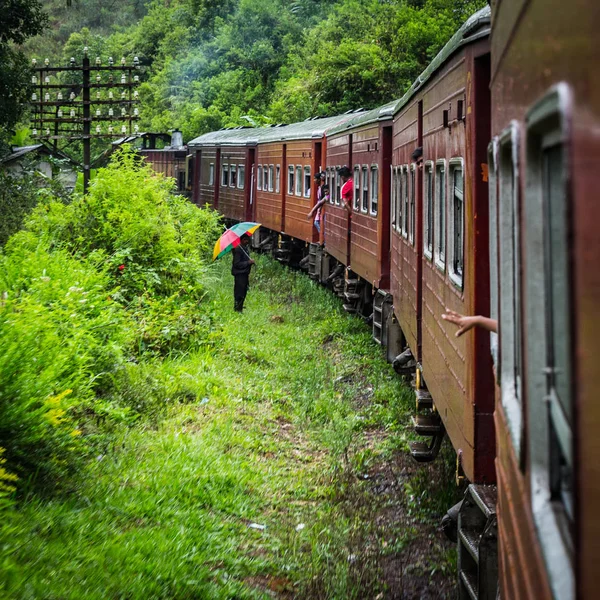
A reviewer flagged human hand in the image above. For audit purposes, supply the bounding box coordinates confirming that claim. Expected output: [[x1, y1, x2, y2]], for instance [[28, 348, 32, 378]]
[[249, 259, 255, 265], [441, 309, 478, 337]]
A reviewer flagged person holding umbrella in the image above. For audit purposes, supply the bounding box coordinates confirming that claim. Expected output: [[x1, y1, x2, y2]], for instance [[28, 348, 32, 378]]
[[231, 234, 254, 313], [213, 222, 261, 313]]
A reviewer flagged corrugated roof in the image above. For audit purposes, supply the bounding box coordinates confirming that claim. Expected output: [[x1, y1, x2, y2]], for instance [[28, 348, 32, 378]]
[[188, 126, 274, 148], [258, 112, 363, 143], [188, 113, 363, 148], [328, 101, 397, 136]]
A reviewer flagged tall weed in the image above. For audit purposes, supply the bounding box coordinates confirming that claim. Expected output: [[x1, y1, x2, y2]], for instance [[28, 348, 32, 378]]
[[0, 148, 222, 493]]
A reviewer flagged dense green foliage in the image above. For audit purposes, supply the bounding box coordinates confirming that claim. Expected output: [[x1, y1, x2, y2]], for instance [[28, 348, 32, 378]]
[[0, 0, 47, 147], [1, 251, 460, 598], [0, 149, 221, 492], [24, 0, 486, 142]]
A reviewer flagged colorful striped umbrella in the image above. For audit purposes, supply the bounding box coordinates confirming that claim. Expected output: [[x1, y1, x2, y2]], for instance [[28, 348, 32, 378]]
[[212, 222, 261, 260]]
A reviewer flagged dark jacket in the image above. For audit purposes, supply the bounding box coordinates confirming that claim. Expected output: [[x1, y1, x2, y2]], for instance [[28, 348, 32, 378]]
[[231, 244, 252, 276]]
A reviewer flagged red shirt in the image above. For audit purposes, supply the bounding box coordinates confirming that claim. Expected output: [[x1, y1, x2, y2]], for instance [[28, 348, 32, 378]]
[[341, 178, 353, 208]]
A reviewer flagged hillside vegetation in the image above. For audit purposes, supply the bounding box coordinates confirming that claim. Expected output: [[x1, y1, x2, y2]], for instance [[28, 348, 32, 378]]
[[25, 0, 485, 140]]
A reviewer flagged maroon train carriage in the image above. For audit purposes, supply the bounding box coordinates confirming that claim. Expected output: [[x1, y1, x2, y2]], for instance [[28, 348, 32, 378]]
[[489, 0, 600, 598], [188, 127, 269, 222], [133, 131, 193, 196], [388, 7, 493, 486], [324, 102, 396, 293], [253, 115, 360, 262]]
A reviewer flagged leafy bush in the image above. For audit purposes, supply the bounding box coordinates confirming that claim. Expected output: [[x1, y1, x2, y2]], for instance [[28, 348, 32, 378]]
[[0, 148, 222, 493]]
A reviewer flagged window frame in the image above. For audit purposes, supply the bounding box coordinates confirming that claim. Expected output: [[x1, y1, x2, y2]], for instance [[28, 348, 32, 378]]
[[303, 165, 311, 198], [424, 161, 434, 260], [295, 165, 302, 196], [498, 122, 523, 459], [487, 143, 498, 366], [275, 164, 280, 193], [395, 166, 402, 233], [370, 165, 378, 216], [221, 163, 229, 187], [409, 164, 416, 245], [402, 165, 409, 238], [229, 164, 237, 188], [257, 164, 263, 191], [361, 165, 369, 213], [288, 165, 294, 195], [354, 166, 361, 210], [209, 163, 214, 186], [390, 166, 396, 231], [335, 168, 341, 206], [268, 164, 274, 192], [448, 157, 465, 289], [434, 159, 446, 271], [237, 165, 245, 189], [524, 84, 574, 600]]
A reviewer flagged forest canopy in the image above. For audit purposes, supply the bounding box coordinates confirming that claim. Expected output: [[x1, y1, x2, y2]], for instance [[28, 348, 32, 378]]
[[21, 0, 485, 141]]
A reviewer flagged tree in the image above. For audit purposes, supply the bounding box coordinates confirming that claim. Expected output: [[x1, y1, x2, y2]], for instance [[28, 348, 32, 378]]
[[0, 0, 47, 147]]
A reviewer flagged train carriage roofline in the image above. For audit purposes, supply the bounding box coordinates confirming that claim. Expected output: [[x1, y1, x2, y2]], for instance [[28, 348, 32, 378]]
[[328, 100, 398, 135], [188, 126, 273, 148], [188, 114, 364, 149], [258, 113, 365, 143]]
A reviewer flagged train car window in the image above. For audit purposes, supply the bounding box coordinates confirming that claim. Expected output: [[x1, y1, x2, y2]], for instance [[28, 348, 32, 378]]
[[237, 165, 245, 189], [396, 167, 402, 233], [288, 165, 294, 194], [178, 170, 186, 192], [525, 86, 574, 595], [295, 165, 302, 196], [498, 123, 523, 459], [268, 165, 274, 192], [361, 166, 368, 213], [185, 154, 193, 191], [275, 165, 280, 193], [335, 168, 341, 205], [409, 164, 416, 245], [263, 166, 269, 192], [257, 164, 263, 191], [435, 160, 446, 270], [448, 159, 464, 287], [222, 163, 229, 187], [304, 166, 311, 198], [424, 162, 434, 259], [370, 166, 378, 216], [209, 163, 214, 186], [354, 166, 360, 210], [402, 166, 409, 238], [229, 165, 237, 188], [390, 167, 396, 229], [487, 144, 498, 365]]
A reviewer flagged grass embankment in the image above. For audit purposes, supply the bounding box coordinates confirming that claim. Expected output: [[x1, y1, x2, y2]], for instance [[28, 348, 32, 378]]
[[1, 256, 459, 599]]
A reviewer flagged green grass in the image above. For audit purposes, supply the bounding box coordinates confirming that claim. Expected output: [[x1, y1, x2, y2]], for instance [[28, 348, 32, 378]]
[[0, 254, 457, 599]]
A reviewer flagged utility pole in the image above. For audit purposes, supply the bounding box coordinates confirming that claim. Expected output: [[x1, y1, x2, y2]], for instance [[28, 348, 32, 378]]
[[29, 48, 141, 194]]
